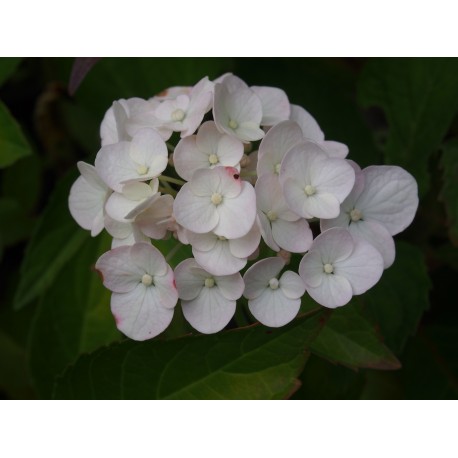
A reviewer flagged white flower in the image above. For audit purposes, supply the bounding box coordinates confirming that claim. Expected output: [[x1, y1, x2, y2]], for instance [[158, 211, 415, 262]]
[[213, 76, 264, 142], [279, 141, 355, 219], [290, 104, 348, 158], [299, 227, 384, 308], [173, 121, 244, 181], [174, 258, 244, 334], [256, 120, 303, 179], [69, 161, 112, 236], [155, 76, 213, 138], [256, 174, 313, 253], [95, 128, 168, 193], [243, 257, 305, 327], [251, 86, 290, 126], [173, 166, 257, 238], [95, 242, 178, 340], [136, 194, 174, 240], [187, 222, 261, 276], [320, 165, 419, 268]]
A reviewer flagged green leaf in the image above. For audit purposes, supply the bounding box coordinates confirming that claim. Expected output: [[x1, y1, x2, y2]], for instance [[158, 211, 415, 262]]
[[361, 242, 431, 354], [440, 140, 458, 245], [53, 310, 324, 400], [309, 304, 401, 370], [0, 58, 22, 86], [0, 100, 33, 169], [28, 232, 122, 399], [14, 170, 89, 310], [0, 198, 34, 246], [358, 58, 458, 196]]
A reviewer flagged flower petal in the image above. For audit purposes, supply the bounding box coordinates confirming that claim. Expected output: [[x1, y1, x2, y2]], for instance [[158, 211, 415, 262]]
[[279, 271, 306, 299], [248, 288, 300, 327], [182, 286, 236, 334], [251, 86, 290, 126], [289, 104, 324, 141], [174, 258, 206, 301], [271, 218, 313, 253], [243, 257, 285, 300], [306, 273, 353, 308]]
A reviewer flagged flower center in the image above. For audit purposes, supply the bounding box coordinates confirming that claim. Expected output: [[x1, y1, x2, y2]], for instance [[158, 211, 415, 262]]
[[266, 210, 278, 222], [304, 185, 316, 196], [208, 153, 219, 165], [323, 263, 334, 274], [228, 119, 238, 130], [171, 109, 185, 122], [211, 192, 223, 205], [205, 277, 215, 288], [141, 274, 154, 286], [274, 163, 281, 175], [269, 278, 279, 290], [137, 164, 149, 175], [350, 208, 362, 222]]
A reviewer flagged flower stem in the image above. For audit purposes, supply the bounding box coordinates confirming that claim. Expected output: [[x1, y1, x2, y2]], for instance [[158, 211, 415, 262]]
[[159, 175, 185, 186], [240, 170, 257, 178], [159, 186, 177, 197]]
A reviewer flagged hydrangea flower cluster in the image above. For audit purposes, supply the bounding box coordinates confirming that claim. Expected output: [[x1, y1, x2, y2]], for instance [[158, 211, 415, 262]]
[[69, 73, 419, 341]]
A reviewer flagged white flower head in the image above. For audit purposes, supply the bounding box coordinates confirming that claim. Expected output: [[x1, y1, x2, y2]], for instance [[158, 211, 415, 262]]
[[155, 76, 213, 138], [173, 121, 244, 181], [279, 141, 355, 219], [243, 257, 305, 327], [174, 258, 244, 334], [95, 128, 168, 193], [256, 174, 313, 253], [69, 161, 112, 236], [173, 166, 257, 239], [213, 76, 265, 142], [320, 165, 418, 268], [187, 222, 261, 276], [95, 242, 178, 340], [299, 227, 384, 309]]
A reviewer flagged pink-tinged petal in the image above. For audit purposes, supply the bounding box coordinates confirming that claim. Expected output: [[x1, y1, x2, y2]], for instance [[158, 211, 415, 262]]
[[306, 273, 353, 308], [189, 166, 241, 198], [298, 250, 325, 288], [228, 223, 261, 258], [95, 245, 145, 293], [181, 92, 213, 137], [105, 192, 137, 222], [334, 237, 384, 295], [215, 135, 244, 166], [174, 258, 206, 301], [348, 220, 396, 269], [320, 140, 349, 159], [173, 184, 219, 234], [213, 181, 256, 239], [311, 157, 355, 202], [289, 104, 324, 141], [193, 240, 246, 276], [182, 287, 236, 334], [257, 120, 303, 178], [130, 242, 168, 276], [357, 166, 419, 235], [243, 257, 285, 300], [248, 289, 300, 328], [173, 135, 210, 181], [69, 174, 109, 236], [255, 174, 295, 219], [111, 229, 149, 248], [129, 128, 168, 177], [111, 284, 174, 341], [279, 271, 306, 300], [100, 100, 130, 146], [215, 273, 244, 301], [95, 141, 134, 192], [136, 194, 174, 240], [77, 161, 107, 189], [271, 218, 313, 253], [308, 227, 354, 264], [195, 121, 223, 154], [154, 265, 179, 309], [258, 211, 278, 251], [216, 74, 249, 92], [251, 86, 290, 126], [233, 122, 265, 143]]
